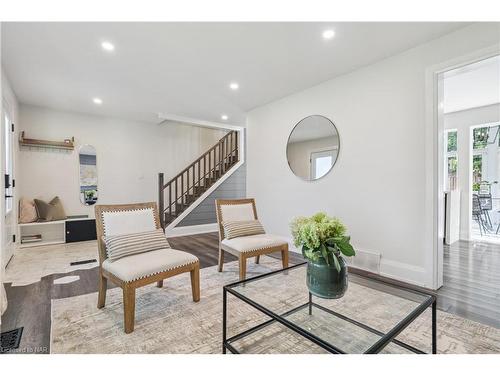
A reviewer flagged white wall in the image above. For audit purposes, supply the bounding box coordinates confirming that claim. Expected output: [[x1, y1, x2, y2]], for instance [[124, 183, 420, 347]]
[[444, 103, 500, 240], [18, 105, 226, 218], [246, 23, 500, 287]]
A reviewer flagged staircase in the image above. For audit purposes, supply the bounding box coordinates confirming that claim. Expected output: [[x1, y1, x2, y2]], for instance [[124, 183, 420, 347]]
[[158, 130, 239, 228]]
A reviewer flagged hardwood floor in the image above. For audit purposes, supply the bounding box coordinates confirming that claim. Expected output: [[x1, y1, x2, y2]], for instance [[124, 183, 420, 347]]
[[3, 233, 500, 354], [1, 232, 303, 353], [438, 240, 500, 329]]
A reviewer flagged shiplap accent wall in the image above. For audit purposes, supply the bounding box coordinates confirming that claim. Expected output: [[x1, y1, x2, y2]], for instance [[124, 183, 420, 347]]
[[177, 162, 246, 227]]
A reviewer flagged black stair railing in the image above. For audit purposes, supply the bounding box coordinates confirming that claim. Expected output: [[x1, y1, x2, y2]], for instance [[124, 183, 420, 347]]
[[158, 130, 239, 228]]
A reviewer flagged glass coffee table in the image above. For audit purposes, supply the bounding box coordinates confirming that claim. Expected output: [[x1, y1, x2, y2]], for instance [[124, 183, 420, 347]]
[[223, 262, 436, 354]]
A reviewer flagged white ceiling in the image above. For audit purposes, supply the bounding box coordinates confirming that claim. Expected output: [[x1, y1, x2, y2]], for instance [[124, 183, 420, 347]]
[[2, 22, 468, 125], [443, 54, 500, 113]]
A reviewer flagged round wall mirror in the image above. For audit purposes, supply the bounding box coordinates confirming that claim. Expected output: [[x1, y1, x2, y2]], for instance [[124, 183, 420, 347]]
[[286, 115, 340, 181], [78, 145, 98, 206]]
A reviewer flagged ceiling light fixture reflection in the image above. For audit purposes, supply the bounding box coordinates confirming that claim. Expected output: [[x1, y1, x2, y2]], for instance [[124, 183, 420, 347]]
[[101, 41, 115, 51], [322, 29, 335, 40]]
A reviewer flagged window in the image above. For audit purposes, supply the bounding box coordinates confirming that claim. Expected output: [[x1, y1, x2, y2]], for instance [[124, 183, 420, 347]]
[[472, 154, 483, 192], [310, 150, 335, 180], [473, 127, 489, 150], [3, 111, 13, 213], [445, 130, 458, 191]]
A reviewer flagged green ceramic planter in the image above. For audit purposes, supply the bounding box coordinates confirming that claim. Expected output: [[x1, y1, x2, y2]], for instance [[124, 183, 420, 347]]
[[306, 256, 348, 299]]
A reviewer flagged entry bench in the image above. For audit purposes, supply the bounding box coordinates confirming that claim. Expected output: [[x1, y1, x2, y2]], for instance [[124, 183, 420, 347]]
[[18, 215, 97, 248]]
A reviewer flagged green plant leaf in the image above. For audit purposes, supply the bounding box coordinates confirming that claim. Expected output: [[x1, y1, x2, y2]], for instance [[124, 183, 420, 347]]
[[303, 248, 319, 261], [320, 244, 330, 265], [332, 253, 341, 272], [301, 245, 308, 258], [336, 240, 355, 257], [325, 237, 343, 246], [326, 245, 339, 254]]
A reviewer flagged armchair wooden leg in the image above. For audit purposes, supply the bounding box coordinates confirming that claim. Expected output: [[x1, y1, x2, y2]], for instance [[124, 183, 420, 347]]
[[281, 248, 289, 269], [97, 272, 107, 309], [255, 255, 260, 264], [218, 247, 224, 272], [123, 284, 136, 334], [190, 264, 200, 302], [157, 280, 163, 288], [239, 255, 247, 280]]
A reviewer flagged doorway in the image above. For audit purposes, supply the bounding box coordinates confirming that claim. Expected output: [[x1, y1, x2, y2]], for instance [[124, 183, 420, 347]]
[[436, 54, 500, 327]]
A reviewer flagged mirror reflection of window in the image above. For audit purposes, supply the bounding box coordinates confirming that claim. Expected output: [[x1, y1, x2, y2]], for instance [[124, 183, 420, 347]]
[[311, 150, 335, 179], [286, 115, 340, 181], [79, 145, 98, 206]]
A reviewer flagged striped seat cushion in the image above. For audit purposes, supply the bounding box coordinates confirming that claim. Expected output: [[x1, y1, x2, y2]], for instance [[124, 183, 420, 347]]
[[222, 220, 266, 239], [103, 228, 171, 262]]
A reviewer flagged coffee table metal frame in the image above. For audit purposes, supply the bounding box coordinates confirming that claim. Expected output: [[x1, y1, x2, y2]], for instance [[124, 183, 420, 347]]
[[222, 262, 437, 354]]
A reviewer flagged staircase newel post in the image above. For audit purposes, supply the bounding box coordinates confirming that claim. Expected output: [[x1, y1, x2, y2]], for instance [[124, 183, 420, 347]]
[[158, 173, 165, 229]]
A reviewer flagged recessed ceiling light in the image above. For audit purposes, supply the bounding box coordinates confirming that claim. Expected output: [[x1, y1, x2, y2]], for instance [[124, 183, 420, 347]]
[[322, 29, 335, 40], [229, 82, 239, 90], [101, 41, 115, 52], [93, 98, 103, 105], [221, 115, 228, 121]]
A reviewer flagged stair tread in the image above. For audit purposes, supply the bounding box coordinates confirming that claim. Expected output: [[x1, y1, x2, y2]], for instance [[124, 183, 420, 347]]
[[160, 131, 239, 226]]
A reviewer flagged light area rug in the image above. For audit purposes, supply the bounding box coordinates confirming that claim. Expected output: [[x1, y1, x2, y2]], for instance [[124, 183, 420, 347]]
[[6, 240, 98, 286], [50, 257, 500, 354]]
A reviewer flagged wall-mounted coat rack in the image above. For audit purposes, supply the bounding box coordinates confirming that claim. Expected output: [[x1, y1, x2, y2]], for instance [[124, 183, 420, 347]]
[[19, 131, 75, 151]]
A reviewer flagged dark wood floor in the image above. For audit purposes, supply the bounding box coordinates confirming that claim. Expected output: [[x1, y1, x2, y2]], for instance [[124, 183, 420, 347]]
[[1, 232, 303, 354], [438, 240, 500, 329]]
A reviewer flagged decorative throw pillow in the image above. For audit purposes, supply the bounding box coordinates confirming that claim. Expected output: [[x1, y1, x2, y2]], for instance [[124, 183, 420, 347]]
[[49, 196, 67, 220], [19, 197, 38, 223], [34, 196, 67, 221], [33, 199, 52, 221], [222, 220, 266, 240], [103, 228, 171, 262]]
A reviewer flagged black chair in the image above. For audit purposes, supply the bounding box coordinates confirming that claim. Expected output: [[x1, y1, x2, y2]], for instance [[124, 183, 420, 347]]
[[478, 193, 493, 229], [472, 194, 488, 236]]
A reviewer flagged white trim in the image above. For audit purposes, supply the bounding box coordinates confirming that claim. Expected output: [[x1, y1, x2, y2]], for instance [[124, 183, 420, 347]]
[[276, 235, 425, 286], [157, 113, 244, 132], [425, 44, 500, 290], [379, 259, 427, 287], [165, 223, 218, 238]]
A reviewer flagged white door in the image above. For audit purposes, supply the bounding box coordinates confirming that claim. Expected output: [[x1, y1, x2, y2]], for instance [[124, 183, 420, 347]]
[[310, 149, 337, 180], [2, 105, 15, 268]]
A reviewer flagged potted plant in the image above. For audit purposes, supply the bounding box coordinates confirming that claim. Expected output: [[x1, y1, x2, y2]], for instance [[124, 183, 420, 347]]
[[290, 212, 356, 299]]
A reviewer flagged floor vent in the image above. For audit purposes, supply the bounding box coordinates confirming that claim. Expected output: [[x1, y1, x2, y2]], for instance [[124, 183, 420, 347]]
[[70, 259, 97, 266], [0, 327, 23, 353]]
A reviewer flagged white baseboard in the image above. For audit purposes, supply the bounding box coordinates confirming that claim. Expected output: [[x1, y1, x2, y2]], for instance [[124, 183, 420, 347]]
[[165, 223, 218, 237], [345, 247, 381, 274], [277, 235, 426, 287], [379, 259, 427, 287]]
